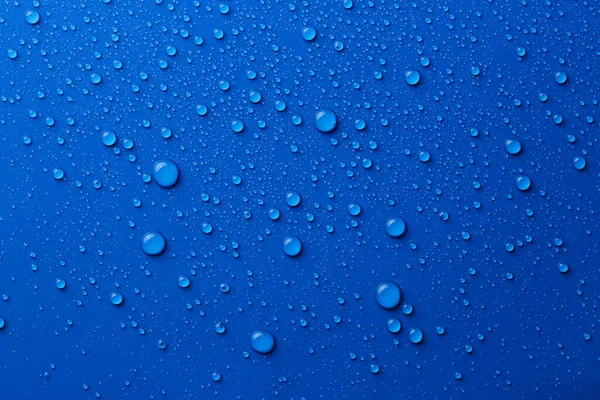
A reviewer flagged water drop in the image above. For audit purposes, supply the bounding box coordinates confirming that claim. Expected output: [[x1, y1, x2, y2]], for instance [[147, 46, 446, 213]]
[[375, 282, 401, 309], [384, 217, 407, 238], [249, 330, 275, 354], [109, 291, 123, 306], [573, 156, 586, 171], [408, 328, 424, 344], [152, 160, 179, 188], [301, 26, 317, 41], [25, 10, 40, 25], [504, 138, 522, 155], [101, 130, 117, 147], [404, 69, 421, 86], [554, 71, 568, 84], [515, 175, 532, 191], [313, 109, 337, 133], [141, 231, 167, 256], [282, 236, 302, 257], [386, 318, 402, 333]]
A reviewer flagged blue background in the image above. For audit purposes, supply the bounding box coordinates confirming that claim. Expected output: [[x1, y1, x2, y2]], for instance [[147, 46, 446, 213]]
[[0, 0, 599, 399]]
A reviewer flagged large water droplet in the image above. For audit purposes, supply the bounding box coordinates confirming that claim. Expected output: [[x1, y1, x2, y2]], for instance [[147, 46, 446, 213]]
[[404, 69, 421, 86], [25, 10, 40, 25], [313, 109, 337, 133], [282, 236, 302, 257], [375, 282, 402, 309], [152, 160, 180, 188], [384, 217, 407, 238], [141, 231, 167, 256], [249, 330, 275, 354], [408, 328, 424, 344]]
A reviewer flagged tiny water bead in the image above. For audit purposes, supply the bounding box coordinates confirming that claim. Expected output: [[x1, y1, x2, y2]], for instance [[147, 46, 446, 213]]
[[282, 236, 302, 257], [109, 291, 123, 306], [370, 364, 380, 374], [408, 328, 424, 344], [515, 175, 532, 191], [404, 69, 421, 86], [101, 130, 117, 147], [25, 10, 40, 25], [554, 71, 568, 85], [249, 330, 275, 354], [285, 191, 302, 207], [0, 317, 5, 330], [386, 318, 402, 334], [384, 217, 407, 238], [313, 109, 338, 133], [375, 282, 402, 310], [573, 156, 586, 171], [504, 138, 522, 155], [141, 231, 167, 256], [152, 160, 180, 188]]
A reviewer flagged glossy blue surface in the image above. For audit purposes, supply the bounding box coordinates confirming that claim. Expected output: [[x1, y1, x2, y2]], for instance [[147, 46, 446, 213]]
[[0, 0, 599, 399]]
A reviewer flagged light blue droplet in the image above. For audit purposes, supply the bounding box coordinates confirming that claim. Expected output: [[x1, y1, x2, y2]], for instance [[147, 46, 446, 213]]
[[285, 191, 301, 207], [90, 73, 102, 84], [404, 69, 421, 86], [152, 160, 179, 188], [109, 291, 123, 306], [141, 231, 167, 256], [347, 202, 361, 216], [282, 236, 302, 257], [313, 109, 337, 133], [515, 175, 531, 191], [301, 26, 317, 41], [554, 71, 568, 85], [249, 90, 262, 103], [196, 104, 208, 116], [386, 317, 402, 333], [55, 278, 66, 290], [249, 330, 275, 354], [408, 327, 424, 344], [101, 130, 117, 146], [25, 10, 40, 25], [573, 156, 586, 171], [178, 276, 191, 288], [385, 217, 407, 238], [375, 282, 401, 309], [53, 168, 65, 180], [504, 138, 522, 155], [231, 120, 244, 133], [558, 263, 569, 274], [418, 150, 431, 163]]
